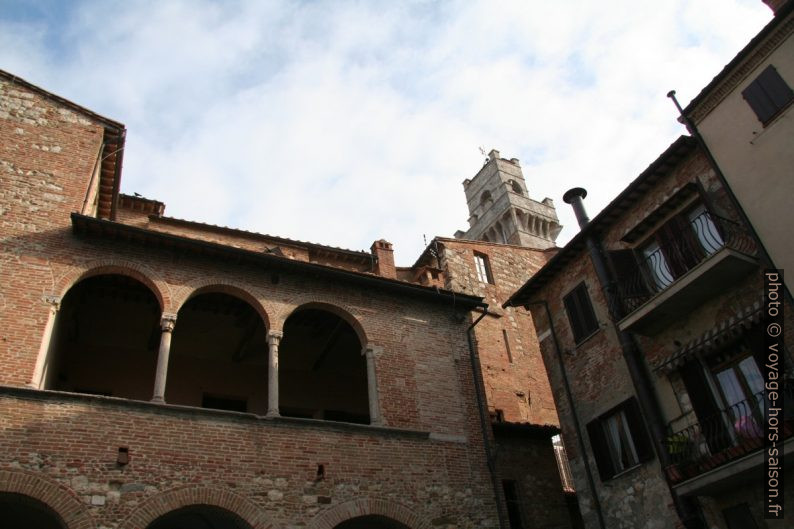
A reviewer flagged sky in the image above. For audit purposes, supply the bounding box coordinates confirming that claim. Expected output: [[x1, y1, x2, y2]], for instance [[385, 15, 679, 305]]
[[0, 0, 774, 265]]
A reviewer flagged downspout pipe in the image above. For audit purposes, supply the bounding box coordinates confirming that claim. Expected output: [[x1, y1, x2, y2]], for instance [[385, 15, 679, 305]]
[[466, 308, 509, 529], [667, 90, 792, 305], [563, 188, 707, 528], [524, 300, 606, 529]]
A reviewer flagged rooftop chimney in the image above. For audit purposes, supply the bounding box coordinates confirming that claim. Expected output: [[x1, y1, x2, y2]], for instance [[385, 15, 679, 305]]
[[563, 187, 590, 229], [371, 239, 396, 279]]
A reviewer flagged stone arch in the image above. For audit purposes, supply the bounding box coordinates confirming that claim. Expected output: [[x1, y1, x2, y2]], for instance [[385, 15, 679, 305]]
[[479, 190, 492, 209], [281, 300, 368, 346], [176, 280, 272, 331], [55, 260, 170, 313], [119, 486, 275, 529], [508, 179, 524, 195], [0, 469, 96, 529], [307, 498, 430, 529]]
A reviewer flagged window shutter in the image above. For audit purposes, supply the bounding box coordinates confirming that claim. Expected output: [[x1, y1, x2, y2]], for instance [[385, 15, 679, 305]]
[[743, 80, 778, 124], [624, 398, 654, 463], [680, 362, 731, 453], [608, 250, 646, 317], [564, 283, 599, 343], [563, 293, 585, 342], [758, 66, 794, 110], [742, 65, 794, 124], [586, 419, 614, 481]]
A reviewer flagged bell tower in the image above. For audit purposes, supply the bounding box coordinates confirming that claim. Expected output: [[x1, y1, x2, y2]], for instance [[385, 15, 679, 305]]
[[455, 149, 561, 249]]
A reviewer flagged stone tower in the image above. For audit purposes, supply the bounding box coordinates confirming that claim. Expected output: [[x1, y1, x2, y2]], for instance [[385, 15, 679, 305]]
[[455, 149, 561, 249]]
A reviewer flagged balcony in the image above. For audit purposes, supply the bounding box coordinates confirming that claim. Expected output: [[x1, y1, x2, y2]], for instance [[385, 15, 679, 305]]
[[664, 386, 794, 496], [616, 212, 758, 334]]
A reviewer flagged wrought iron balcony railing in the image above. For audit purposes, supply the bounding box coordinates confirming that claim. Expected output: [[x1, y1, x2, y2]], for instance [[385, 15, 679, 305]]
[[615, 211, 756, 316], [664, 385, 794, 484]]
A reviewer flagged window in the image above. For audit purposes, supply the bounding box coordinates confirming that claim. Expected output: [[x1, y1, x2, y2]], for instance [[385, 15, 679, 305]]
[[502, 480, 525, 529], [680, 342, 766, 452], [508, 179, 524, 195], [474, 252, 494, 283], [741, 65, 793, 125], [637, 202, 724, 293], [586, 398, 653, 481], [480, 190, 493, 208], [563, 283, 599, 343]]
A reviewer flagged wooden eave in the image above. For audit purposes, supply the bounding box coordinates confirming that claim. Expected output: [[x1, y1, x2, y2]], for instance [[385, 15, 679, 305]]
[[71, 213, 486, 309]]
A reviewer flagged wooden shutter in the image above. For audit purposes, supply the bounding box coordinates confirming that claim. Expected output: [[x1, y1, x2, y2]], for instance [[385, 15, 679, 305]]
[[586, 419, 614, 481], [742, 65, 794, 124], [608, 249, 647, 317], [680, 362, 730, 453], [624, 398, 654, 463]]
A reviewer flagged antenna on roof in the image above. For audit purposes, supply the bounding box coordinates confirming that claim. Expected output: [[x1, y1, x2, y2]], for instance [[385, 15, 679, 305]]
[[423, 234, 427, 246]]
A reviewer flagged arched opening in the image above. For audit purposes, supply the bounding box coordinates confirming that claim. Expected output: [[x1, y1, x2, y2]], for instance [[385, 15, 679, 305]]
[[146, 505, 253, 529], [480, 190, 493, 209], [47, 274, 160, 398], [168, 292, 268, 413], [280, 307, 369, 423], [508, 179, 524, 195], [0, 492, 67, 529], [334, 515, 411, 529]]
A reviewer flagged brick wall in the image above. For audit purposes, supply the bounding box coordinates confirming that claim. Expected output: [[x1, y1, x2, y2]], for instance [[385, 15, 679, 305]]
[[437, 239, 558, 426], [0, 75, 500, 527]]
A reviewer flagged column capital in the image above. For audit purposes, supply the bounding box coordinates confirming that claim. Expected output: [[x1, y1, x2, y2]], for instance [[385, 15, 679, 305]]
[[267, 330, 283, 345], [160, 314, 177, 332], [43, 294, 61, 311], [361, 344, 382, 357]]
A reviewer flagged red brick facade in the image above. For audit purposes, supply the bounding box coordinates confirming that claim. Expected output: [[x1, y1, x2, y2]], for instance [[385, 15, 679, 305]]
[[0, 71, 503, 528]]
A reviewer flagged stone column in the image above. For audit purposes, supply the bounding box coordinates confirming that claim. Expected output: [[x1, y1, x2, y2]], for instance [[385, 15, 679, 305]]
[[151, 314, 177, 403], [29, 295, 61, 389], [267, 330, 283, 417], [362, 344, 382, 426]]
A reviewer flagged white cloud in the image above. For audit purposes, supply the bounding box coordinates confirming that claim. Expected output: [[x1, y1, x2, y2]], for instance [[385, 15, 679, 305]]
[[0, 0, 773, 264]]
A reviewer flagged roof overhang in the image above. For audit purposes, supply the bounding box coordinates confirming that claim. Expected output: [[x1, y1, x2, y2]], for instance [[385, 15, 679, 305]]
[[504, 136, 699, 309], [70, 214, 486, 310]]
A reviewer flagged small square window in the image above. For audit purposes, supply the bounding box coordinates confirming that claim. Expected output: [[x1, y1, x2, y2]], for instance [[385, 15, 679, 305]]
[[741, 65, 793, 125], [474, 252, 494, 284], [586, 398, 653, 481], [563, 283, 599, 343]]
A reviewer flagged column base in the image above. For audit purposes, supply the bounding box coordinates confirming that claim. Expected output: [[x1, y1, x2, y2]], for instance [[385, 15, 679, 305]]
[[151, 396, 165, 404], [266, 410, 280, 418]]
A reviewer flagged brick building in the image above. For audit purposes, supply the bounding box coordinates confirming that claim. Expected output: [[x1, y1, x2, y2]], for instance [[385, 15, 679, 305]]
[[505, 135, 794, 528], [0, 70, 508, 528], [413, 151, 579, 528], [678, 0, 794, 295], [0, 70, 575, 528]]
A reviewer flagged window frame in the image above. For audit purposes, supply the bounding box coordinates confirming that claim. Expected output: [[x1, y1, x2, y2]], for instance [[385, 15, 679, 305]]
[[474, 251, 494, 284], [563, 282, 599, 344], [586, 398, 654, 481]]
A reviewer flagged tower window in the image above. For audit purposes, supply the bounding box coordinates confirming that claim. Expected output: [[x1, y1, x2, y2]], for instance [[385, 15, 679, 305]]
[[480, 190, 493, 208], [474, 252, 494, 284], [508, 180, 524, 195], [741, 65, 793, 125]]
